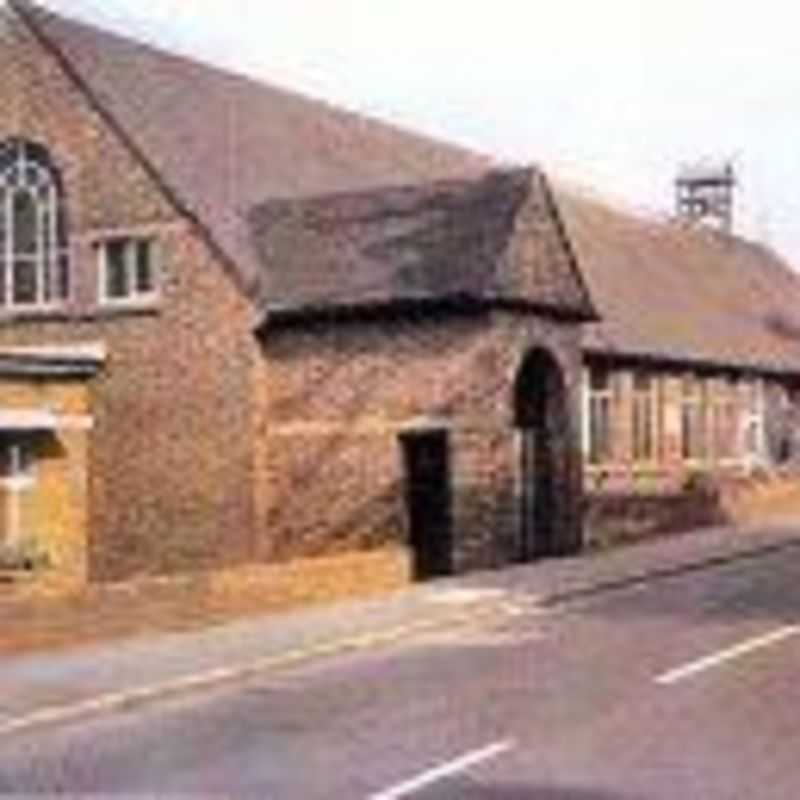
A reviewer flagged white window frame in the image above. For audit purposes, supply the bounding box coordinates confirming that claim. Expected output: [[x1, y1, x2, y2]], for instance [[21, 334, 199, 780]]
[[741, 378, 766, 466], [585, 366, 614, 466], [681, 375, 709, 464], [2, 440, 35, 487], [97, 236, 159, 307], [709, 379, 739, 465], [1, 439, 36, 546], [632, 371, 659, 464], [0, 140, 70, 311]]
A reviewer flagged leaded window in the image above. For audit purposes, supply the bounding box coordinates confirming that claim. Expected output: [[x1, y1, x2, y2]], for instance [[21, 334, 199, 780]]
[[0, 139, 70, 309]]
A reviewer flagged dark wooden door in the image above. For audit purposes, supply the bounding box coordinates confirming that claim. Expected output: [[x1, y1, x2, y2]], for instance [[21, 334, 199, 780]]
[[519, 429, 536, 562], [401, 430, 453, 580], [519, 427, 556, 561]]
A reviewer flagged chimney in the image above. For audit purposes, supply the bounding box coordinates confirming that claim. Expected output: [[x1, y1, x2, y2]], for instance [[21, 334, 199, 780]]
[[675, 160, 735, 234]]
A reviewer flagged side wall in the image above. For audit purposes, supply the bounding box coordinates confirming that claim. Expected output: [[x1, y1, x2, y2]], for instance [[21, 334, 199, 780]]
[[0, 12, 258, 580], [254, 311, 584, 573]]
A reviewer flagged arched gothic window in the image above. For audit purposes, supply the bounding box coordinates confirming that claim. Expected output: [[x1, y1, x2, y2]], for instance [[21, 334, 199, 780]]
[[0, 140, 70, 309]]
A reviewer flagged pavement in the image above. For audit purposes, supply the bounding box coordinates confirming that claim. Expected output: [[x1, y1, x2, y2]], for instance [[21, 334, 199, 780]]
[[1, 519, 800, 738]]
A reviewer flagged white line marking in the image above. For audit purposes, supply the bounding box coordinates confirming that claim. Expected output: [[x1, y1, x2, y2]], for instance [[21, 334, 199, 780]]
[[655, 625, 800, 685], [369, 740, 514, 799], [0, 604, 514, 738]]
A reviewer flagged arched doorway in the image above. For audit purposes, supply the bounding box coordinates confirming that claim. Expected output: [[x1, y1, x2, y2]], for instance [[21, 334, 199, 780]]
[[514, 348, 570, 561]]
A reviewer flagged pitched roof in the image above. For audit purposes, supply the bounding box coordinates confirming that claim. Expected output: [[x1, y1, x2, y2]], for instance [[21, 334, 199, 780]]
[[15, 1, 490, 297], [14, 4, 800, 375], [249, 168, 596, 323], [557, 189, 800, 376]]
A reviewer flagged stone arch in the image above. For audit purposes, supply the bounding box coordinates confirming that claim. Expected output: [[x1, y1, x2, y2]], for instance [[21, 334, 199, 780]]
[[513, 346, 577, 560]]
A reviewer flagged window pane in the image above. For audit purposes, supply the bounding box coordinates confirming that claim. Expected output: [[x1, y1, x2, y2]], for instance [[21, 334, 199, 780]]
[[681, 405, 693, 459], [590, 367, 610, 391], [1, 439, 35, 478], [633, 394, 653, 461], [0, 186, 6, 253], [57, 252, 70, 300], [105, 240, 129, 299], [12, 190, 37, 255], [589, 396, 611, 464], [12, 257, 37, 304], [134, 240, 153, 293]]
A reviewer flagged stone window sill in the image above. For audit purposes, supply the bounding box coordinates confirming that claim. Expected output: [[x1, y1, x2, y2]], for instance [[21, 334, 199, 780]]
[[0, 300, 164, 325], [87, 298, 163, 319]]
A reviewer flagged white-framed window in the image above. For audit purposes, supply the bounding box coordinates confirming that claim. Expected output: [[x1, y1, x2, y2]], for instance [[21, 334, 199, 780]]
[[0, 437, 36, 546], [710, 379, 738, 461], [741, 378, 766, 463], [0, 139, 70, 310], [98, 236, 158, 305], [681, 376, 708, 461], [632, 371, 659, 463], [0, 438, 35, 486], [586, 366, 613, 465]]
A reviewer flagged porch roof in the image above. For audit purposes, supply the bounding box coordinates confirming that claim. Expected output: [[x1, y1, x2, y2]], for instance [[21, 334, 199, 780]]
[[0, 343, 106, 377]]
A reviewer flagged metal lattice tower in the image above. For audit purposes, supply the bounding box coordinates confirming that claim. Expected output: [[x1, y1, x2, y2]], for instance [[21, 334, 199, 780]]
[[675, 160, 736, 233]]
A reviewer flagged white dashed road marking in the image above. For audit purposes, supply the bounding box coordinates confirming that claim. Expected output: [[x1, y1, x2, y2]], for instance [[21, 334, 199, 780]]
[[369, 740, 515, 799], [655, 624, 800, 685]]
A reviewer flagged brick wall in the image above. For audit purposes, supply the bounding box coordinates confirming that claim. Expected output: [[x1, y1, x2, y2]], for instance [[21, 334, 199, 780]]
[[0, 12, 589, 587], [0, 13, 259, 581], [254, 311, 585, 574]]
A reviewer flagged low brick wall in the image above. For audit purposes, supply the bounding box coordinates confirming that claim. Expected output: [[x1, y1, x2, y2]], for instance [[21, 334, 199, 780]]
[[9, 546, 411, 606], [585, 490, 726, 549], [200, 547, 412, 611], [0, 547, 412, 655], [586, 471, 800, 549]]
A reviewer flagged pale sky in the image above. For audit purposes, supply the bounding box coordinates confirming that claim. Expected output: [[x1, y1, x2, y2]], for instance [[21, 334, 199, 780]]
[[34, 1, 800, 265]]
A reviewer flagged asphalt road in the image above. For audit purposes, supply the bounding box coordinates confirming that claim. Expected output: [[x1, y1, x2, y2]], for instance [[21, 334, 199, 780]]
[[3, 545, 800, 798]]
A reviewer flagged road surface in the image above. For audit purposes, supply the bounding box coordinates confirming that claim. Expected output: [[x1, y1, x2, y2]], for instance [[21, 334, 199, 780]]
[[2, 543, 800, 798]]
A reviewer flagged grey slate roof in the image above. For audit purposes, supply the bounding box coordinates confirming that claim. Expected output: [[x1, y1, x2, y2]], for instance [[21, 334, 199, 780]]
[[13, 1, 594, 323], [13, 2, 800, 375], [249, 168, 595, 322]]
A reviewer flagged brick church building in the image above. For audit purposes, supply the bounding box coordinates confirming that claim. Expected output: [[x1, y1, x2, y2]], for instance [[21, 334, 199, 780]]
[[0, 1, 596, 589], [1, 2, 799, 594]]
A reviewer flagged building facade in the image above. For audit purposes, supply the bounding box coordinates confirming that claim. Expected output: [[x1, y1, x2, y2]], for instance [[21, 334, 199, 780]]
[[2, 2, 800, 594], [0, 1, 596, 588]]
